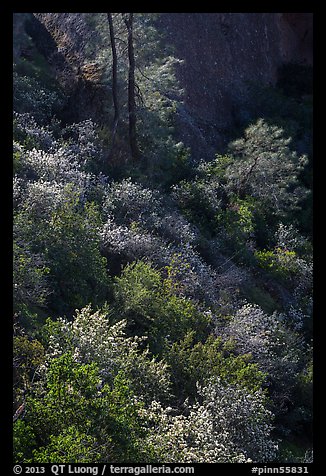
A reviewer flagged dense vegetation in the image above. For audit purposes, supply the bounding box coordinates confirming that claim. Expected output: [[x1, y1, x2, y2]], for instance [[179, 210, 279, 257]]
[[13, 13, 313, 464]]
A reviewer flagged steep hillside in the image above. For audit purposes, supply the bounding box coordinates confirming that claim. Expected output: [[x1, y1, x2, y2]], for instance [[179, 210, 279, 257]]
[[13, 12, 313, 465]]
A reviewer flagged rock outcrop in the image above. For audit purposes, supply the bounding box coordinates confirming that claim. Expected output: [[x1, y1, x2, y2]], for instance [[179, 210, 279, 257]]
[[13, 12, 313, 159], [155, 13, 313, 157]]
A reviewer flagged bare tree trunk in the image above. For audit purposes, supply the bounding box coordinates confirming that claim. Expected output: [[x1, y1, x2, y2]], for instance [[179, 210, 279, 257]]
[[238, 156, 260, 196], [123, 13, 140, 160], [107, 13, 119, 160]]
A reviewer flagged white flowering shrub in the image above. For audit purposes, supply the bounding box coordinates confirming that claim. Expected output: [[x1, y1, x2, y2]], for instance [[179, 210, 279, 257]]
[[61, 120, 103, 170], [164, 246, 220, 305], [13, 182, 69, 313], [217, 303, 306, 408], [19, 148, 91, 192], [101, 179, 222, 306], [44, 305, 171, 404], [101, 217, 166, 262], [103, 178, 160, 223], [140, 378, 277, 462], [292, 257, 313, 304], [274, 223, 313, 311], [13, 112, 56, 151], [276, 223, 311, 254], [13, 140, 25, 175], [13, 117, 108, 318], [16, 180, 75, 220], [218, 304, 301, 364], [14, 115, 108, 205], [282, 307, 306, 332], [14, 115, 103, 169], [151, 210, 198, 245], [12, 13, 313, 461], [103, 178, 198, 245], [13, 176, 27, 209]]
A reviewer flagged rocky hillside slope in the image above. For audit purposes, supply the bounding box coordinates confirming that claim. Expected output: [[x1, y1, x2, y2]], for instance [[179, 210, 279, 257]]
[[13, 12, 313, 158]]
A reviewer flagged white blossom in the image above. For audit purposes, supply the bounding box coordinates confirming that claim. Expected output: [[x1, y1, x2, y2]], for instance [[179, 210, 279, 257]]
[[45, 305, 171, 403], [140, 378, 277, 462]]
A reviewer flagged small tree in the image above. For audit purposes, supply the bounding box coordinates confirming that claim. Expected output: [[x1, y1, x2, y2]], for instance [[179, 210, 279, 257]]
[[123, 13, 141, 160], [107, 13, 120, 159], [225, 119, 308, 216]]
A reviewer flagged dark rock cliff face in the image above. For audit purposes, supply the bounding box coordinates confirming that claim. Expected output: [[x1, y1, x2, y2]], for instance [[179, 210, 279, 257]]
[[155, 12, 313, 158], [14, 12, 313, 159], [14, 13, 110, 125]]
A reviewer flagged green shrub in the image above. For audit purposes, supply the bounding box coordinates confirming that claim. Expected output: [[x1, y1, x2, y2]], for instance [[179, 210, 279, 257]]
[[215, 196, 256, 258], [14, 185, 110, 315], [165, 332, 266, 400], [13, 336, 45, 399], [13, 420, 37, 463], [255, 248, 299, 282], [13, 71, 64, 123], [114, 260, 211, 354], [241, 284, 280, 314], [21, 353, 156, 463], [171, 177, 222, 234], [32, 426, 101, 463]]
